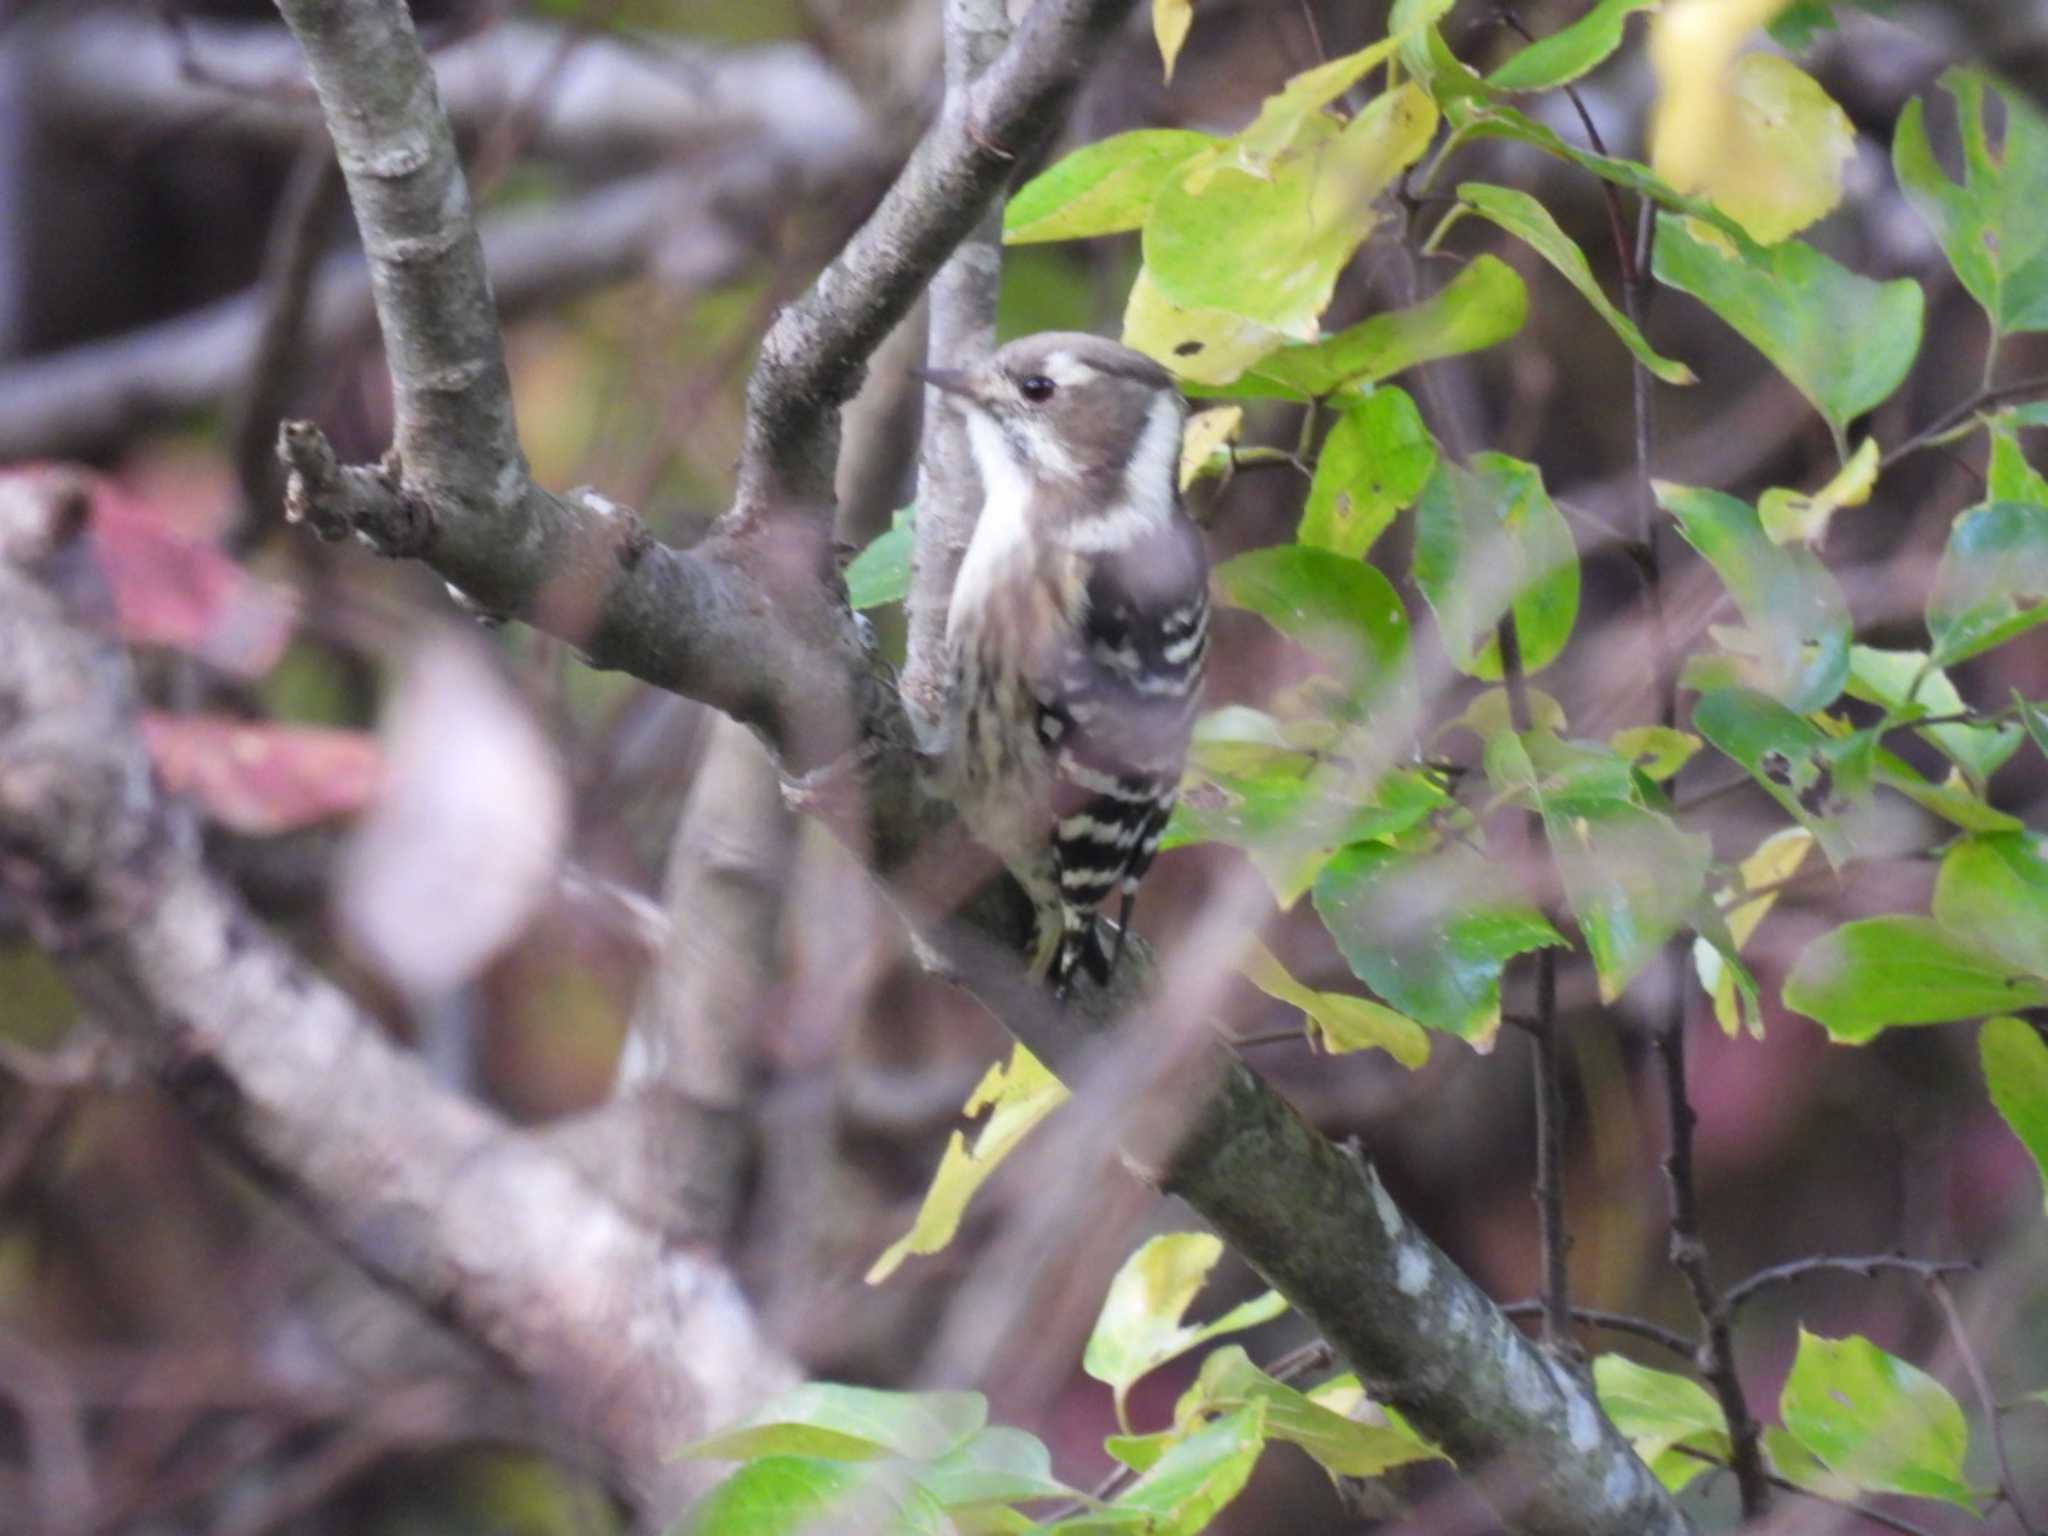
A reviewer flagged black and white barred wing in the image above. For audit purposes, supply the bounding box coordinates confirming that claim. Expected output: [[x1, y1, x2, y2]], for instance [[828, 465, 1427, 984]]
[[1036, 513, 1209, 985]]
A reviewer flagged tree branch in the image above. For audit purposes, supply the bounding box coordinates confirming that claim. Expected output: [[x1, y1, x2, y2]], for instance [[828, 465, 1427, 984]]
[[251, 2, 1695, 1528], [0, 474, 797, 1516]]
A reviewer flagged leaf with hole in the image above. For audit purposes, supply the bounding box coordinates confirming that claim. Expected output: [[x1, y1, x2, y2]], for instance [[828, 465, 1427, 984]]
[[1894, 69, 2048, 336]]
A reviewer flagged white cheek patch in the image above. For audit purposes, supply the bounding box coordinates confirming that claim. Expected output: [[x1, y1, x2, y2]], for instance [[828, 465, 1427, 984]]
[[1014, 415, 1081, 482], [1123, 392, 1185, 514]]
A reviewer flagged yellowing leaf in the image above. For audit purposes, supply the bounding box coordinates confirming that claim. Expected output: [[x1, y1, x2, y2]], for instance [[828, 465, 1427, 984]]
[[1239, 938, 1431, 1067], [1083, 1234, 1288, 1430], [1179, 406, 1244, 490], [1123, 267, 1290, 385], [867, 1045, 1069, 1283], [1759, 436, 1879, 546], [1651, 4, 1853, 244], [1153, 0, 1193, 82]]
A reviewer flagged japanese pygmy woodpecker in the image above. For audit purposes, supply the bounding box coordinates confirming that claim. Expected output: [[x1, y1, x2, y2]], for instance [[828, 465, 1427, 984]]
[[915, 332, 1210, 990]]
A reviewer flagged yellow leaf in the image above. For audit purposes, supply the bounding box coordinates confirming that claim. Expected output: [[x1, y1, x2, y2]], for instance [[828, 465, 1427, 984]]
[[1239, 938, 1430, 1067], [1153, 0, 1194, 83], [1709, 827, 1814, 1033], [1123, 266, 1290, 384], [866, 1044, 1069, 1283], [1759, 436, 1879, 547], [1179, 406, 1244, 490], [1651, 3, 1853, 243]]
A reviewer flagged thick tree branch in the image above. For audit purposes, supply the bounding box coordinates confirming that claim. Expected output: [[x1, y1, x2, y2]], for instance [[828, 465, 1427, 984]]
[[0, 476, 797, 1517], [733, 0, 1137, 518], [900, 0, 1012, 734], [255, 2, 1694, 1528]]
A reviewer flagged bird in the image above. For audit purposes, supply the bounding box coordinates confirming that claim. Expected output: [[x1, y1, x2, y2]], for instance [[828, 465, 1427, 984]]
[[913, 332, 1210, 992]]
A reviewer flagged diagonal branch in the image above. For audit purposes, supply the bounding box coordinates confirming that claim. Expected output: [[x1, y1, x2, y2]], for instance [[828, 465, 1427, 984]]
[[253, 2, 1695, 1530], [0, 475, 796, 1517]]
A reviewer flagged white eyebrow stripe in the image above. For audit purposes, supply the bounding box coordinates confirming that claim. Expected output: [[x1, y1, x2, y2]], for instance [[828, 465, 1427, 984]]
[[1038, 351, 1095, 388]]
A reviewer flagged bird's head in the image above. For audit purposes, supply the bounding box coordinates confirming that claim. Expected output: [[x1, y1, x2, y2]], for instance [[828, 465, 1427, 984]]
[[913, 332, 1187, 511]]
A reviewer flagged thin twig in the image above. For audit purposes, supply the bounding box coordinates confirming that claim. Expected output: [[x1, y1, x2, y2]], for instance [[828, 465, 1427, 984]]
[[1500, 1301, 1693, 1360], [1722, 1253, 1974, 1313], [1495, 612, 1573, 1354], [226, 127, 342, 554], [1655, 996, 1769, 1517], [1927, 1274, 2042, 1535], [1881, 371, 2048, 469], [1668, 1445, 1945, 1536]]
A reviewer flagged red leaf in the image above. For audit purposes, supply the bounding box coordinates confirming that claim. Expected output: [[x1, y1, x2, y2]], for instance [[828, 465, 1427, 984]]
[[141, 714, 382, 836], [4, 458, 301, 678]]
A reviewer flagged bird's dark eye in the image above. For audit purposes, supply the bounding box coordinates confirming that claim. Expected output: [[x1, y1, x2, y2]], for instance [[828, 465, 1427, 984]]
[[1019, 375, 1057, 403]]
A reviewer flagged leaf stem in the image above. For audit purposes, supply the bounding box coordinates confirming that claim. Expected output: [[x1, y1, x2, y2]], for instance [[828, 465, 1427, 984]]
[[1928, 1273, 2043, 1536]]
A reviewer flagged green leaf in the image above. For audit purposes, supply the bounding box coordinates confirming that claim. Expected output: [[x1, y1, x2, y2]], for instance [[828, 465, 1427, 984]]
[[1440, 99, 1746, 242], [1982, 1016, 2048, 1214], [868, 1046, 1068, 1283], [1783, 916, 2048, 1042], [1768, 0, 1839, 49], [1763, 1425, 1863, 1501], [1082, 1235, 1288, 1429], [1005, 131, 1216, 244], [846, 506, 914, 610], [1780, 1330, 1977, 1508], [1064, 1405, 1267, 1535], [1178, 1347, 1441, 1478], [1893, 70, 2048, 336], [680, 1457, 947, 1536], [1652, 214, 1923, 444], [1298, 388, 1437, 558], [1845, 646, 2022, 791], [1313, 840, 1566, 1045], [1520, 736, 1714, 1003], [1454, 182, 1696, 384], [1222, 33, 1411, 176], [1212, 546, 1411, 708], [1166, 752, 1451, 908], [1487, 0, 1657, 92], [1926, 501, 2048, 667], [1146, 87, 1437, 340], [1692, 690, 1862, 865], [1193, 256, 1527, 400], [1239, 938, 1431, 1066], [2021, 694, 2048, 760], [1987, 412, 2048, 504], [1660, 484, 1850, 711], [1413, 453, 1580, 680], [1935, 833, 2048, 979], [916, 1426, 1076, 1512], [676, 1384, 986, 1465], [1594, 1355, 1731, 1494]]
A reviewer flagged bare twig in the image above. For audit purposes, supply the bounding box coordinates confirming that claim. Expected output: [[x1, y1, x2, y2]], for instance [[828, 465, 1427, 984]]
[[1500, 1301, 1693, 1360], [1927, 1274, 2042, 1535], [1722, 1253, 1975, 1313], [228, 127, 343, 555], [1494, 611, 1573, 1356], [899, 0, 1013, 734]]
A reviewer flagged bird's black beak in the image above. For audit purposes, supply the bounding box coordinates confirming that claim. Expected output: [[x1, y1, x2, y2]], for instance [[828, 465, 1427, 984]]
[[909, 365, 976, 399]]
